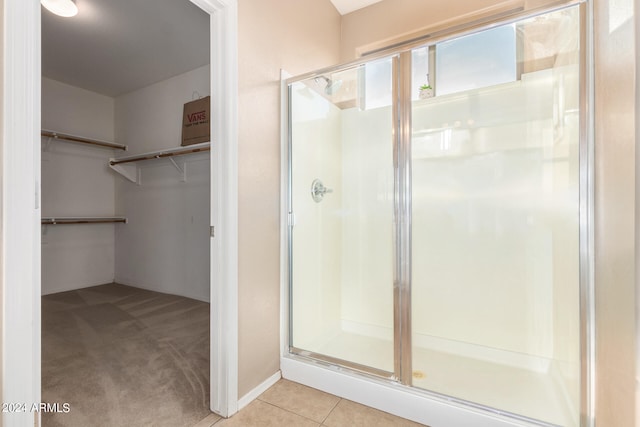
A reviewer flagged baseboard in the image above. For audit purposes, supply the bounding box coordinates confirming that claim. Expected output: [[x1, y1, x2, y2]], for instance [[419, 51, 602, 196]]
[[113, 278, 210, 303], [43, 280, 211, 303], [237, 371, 282, 411], [41, 280, 116, 295]]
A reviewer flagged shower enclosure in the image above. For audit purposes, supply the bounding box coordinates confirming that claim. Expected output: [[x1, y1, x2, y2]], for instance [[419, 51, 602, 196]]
[[284, 3, 589, 426]]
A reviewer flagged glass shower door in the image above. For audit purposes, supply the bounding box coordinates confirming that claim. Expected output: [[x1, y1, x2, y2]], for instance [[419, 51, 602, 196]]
[[287, 4, 586, 425], [410, 6, 582, 426], [288, 58, 396, 375]]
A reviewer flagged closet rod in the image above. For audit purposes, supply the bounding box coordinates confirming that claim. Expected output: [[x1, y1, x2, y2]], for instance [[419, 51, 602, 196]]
[[41, 130, 127, 151], [109, 144, 210, 166], [41, 217, 127, 225]]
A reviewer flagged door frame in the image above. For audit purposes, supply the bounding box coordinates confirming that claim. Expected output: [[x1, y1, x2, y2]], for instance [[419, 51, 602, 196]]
[[2, 1, 42, 425], [2, 0, 239, 422], [189, 0, 240, 418]]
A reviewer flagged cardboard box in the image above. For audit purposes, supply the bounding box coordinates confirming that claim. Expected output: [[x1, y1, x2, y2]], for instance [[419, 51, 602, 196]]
[[182, 96, 210, 146]]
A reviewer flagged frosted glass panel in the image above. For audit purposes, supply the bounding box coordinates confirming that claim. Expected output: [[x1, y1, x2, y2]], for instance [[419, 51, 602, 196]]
[[289, 60, 395, 374], [411, 6, 581, 426]]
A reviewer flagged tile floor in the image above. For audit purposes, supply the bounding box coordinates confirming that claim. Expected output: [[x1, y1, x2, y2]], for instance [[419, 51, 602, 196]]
[[196, 379, 426, 427]]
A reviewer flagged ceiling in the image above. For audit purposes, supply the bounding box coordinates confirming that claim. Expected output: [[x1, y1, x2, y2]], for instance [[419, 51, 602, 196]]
[[329, 0, 383, 15], [41, 0, 210, 97], [41, 0, 382, 97]]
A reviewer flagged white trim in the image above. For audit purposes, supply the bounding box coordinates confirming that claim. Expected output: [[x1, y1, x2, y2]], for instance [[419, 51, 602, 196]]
[[2, 0, 42, 426], [237, 371, 282, 411], [279, 69, 292, 362], [190, 0, 239, 419], [281, 357, 542, 427]]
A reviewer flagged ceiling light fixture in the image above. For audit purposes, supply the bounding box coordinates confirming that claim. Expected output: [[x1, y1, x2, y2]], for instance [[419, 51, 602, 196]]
[[41, 0, 78, 18]]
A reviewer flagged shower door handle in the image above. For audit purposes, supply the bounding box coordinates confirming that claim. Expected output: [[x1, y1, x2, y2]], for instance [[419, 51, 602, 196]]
[[311, 179, 332, 203]]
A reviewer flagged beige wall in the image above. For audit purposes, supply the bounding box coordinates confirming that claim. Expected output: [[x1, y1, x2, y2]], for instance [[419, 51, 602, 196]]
[[236, 0, 341, 398], [339, 0, 567, 61], [594, 0, 636, 425], [340, 0, 506, 61]]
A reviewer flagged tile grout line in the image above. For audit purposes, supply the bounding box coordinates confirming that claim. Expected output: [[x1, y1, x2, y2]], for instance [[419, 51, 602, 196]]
[[209, 416, 223, 426], [320, 397, 342, 425], [257, 399, 325, 425]]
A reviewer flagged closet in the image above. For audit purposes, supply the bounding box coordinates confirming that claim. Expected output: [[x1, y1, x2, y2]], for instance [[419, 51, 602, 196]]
[[40, 1, 212, 425], [41, 79, 126, 290]]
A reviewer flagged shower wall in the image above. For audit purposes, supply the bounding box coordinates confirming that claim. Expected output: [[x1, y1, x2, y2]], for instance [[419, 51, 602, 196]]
[[292, 68, 580, 364], [290, 61, 396, 372], [285, 4, 587, 420], [331, 69, 580, 372], [410, 64, 580, 424], [291, 87, 343, 351], [340, 106, 393, 334], [289, 5, 582, 424], [411, 66, 579, 361]]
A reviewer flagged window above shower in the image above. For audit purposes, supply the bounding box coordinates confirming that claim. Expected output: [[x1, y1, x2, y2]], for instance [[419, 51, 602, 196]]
[[433, 24, 517, 95], [360, 22, 519, 105]]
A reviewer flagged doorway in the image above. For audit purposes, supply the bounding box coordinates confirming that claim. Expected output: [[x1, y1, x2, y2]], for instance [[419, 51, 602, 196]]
[[1, 0, 239, 424]]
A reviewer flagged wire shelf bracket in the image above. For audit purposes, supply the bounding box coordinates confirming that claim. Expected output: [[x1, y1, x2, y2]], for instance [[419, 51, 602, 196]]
[[108, 142, 209, 185]]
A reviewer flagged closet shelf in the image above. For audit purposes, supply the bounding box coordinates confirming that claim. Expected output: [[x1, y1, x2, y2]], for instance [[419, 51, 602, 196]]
[[109, 142, 210, 184], [41, 130, 127, 151], [41, 216, 127, 225], [109, 142, 210, 166]]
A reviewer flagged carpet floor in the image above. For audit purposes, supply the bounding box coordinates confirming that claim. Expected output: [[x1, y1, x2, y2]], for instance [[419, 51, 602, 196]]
[[42, 283, 210, 427]]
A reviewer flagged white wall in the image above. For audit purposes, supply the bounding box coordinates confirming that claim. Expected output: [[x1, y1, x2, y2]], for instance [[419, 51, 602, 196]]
[[41, 68, 210, 301], [115, 66, 209, 154], [114, 65, 211, 302], [41, 77, 117, 294]]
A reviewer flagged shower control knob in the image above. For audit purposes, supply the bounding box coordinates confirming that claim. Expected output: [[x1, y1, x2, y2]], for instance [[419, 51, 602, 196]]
[[311, 179, 333, 203]]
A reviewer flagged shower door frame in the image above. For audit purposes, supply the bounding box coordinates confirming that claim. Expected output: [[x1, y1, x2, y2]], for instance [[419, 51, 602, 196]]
[[281, 1, 594, 425]]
